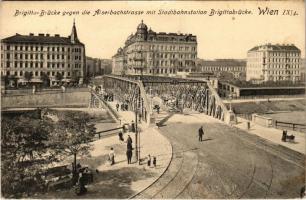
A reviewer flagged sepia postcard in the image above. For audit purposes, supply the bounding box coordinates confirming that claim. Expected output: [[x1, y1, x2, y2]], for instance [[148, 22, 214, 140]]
[[0, 0, 305, 199]]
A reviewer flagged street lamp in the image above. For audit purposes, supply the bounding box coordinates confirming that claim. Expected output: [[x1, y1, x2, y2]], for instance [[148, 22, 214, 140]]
[[229, 94, 232, 111], [133, 88, 142, 165]]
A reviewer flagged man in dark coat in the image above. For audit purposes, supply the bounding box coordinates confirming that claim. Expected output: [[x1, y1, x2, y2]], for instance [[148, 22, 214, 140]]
[[131, 121, 136, 133], [126, 149, 133, 164], [198, 126, 204, 141], [127, 135, 133, 150]]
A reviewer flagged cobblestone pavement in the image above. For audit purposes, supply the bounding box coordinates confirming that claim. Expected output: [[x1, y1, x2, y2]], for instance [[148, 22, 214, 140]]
[[135, 113, 305, 199]]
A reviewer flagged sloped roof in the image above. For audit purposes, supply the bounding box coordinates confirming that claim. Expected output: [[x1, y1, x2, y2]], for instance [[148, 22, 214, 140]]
[[1, 34, 84, 45], [249, 44, 300, 52]]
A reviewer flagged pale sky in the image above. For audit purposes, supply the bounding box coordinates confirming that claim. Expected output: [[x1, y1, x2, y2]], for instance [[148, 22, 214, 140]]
[[0, 1, 304, 59]]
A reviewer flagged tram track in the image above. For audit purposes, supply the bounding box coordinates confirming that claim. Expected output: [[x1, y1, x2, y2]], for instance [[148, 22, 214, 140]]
[[134, 113, 304, 199]]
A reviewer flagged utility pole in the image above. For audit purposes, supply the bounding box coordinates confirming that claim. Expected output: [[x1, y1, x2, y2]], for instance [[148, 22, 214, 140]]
[[135, 108, 138, 161]]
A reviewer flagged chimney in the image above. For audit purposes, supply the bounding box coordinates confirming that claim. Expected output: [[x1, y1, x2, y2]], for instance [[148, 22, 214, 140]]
[[38, 33, 44, 36], [29, 33, 34, 36], [55, 34, 60, 37]]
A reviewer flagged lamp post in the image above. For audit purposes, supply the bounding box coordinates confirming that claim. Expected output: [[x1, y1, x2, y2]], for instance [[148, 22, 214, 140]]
[[134, 107, 139, 162], [229, 93, 232, 111]]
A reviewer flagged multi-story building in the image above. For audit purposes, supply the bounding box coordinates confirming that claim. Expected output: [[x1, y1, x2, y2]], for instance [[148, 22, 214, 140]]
[[86, 57, 105, 77], [246, 43, 301, 83], [197, 59, 246, 79], [112, 20, 197, 76], [0, 21, 85, 86]]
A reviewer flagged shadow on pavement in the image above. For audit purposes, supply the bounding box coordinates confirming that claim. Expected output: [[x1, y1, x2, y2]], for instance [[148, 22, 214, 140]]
[[201, 138, 213, 142], [156, 113, 175, 127], [86, 166, 158, 198], [40, 167, 158, 199]]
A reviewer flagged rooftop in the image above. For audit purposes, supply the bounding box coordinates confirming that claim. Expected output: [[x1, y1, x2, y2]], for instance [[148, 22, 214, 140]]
[[1, 33, 83, 45], [248, 44, 300, 52]]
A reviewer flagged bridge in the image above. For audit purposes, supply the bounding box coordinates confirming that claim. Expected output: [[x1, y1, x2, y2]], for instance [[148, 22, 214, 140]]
[[90, 75, 235, 126]]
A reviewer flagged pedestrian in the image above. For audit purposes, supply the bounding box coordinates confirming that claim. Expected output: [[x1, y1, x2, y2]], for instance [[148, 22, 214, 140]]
[[153, 157, 156, 167], [126, 149, 133, 164], [300, 185, 305, 198], [116, 103, 119, 112], [76, 172, 87, 195], [131, 121, 136, 133], [198, 126, 204, 142], [282, 130, 287, 142], [108, 147, 115, 165], [147, 155, 151, 167], [127, 135, 133, 150], [118, 131, 124, 143]]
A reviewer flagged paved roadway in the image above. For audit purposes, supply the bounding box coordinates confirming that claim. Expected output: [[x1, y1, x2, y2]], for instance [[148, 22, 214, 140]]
[[135, 113, 305, 199]]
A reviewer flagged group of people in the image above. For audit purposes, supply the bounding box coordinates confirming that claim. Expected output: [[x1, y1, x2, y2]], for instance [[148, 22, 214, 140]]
[[103, 93, 114, 102], [109, 133, 133, 166], [73, 163, 93, 196], [146, 154, 157, 167], [116, 102, 129, 112], [281, 129, 295, 142]]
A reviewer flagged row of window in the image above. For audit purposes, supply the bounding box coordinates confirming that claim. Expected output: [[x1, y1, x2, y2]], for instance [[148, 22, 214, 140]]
[[266, 58, 299, 62], [248, 70, 300, 75], [266, 70, 300, 75], [147, 60, 195, 67], [267, 76, 300, 81], [3, 70, 72, 77], [127, 53, 197, 60], [248, 64, 300, 69], [133, 44, 196, 52], [248, 57, 300, 62], [249, 51, 300, 57], [267, 52, 300, 57], [2, 61, 82, 69], [148, 68, 177, 74], [150, 53, 196, 59], [201, 66, 245, 71], [2, 53, 82, 60], [2, 45, 82, 53]]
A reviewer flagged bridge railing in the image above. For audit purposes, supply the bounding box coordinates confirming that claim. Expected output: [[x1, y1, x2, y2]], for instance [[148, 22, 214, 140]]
[[185, 77, 234, 124], [90, 89, 120, 123], [102, 75, 235, 125], [102, 75, 151, 127], [207, 82, 232, 124]]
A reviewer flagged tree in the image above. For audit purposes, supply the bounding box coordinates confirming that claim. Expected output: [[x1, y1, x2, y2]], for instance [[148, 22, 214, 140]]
[[24, 72, 33, 83], [40, 72, 50, 87], [70, 73, 80, 84], [55, 72, 63, 85], [48, 111, 96, 183], [1, 115, 54, 197]]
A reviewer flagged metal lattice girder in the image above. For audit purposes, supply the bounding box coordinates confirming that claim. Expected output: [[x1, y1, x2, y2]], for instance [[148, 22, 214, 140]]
[[102, 75, 233, 124], [102, 75, 151, 125]]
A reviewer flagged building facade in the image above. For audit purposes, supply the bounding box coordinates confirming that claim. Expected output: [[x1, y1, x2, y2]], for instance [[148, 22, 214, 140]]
[[112, 20, 197, 76], [246, 44, 301, 83], [86, 57, 105, 77], [197, 59, 246, 79], [0, 21, 85, 86]]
